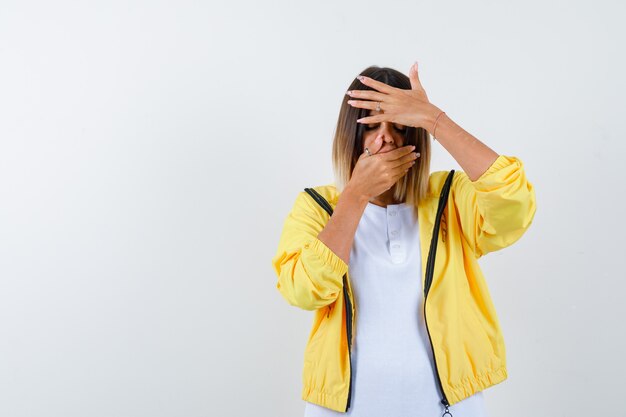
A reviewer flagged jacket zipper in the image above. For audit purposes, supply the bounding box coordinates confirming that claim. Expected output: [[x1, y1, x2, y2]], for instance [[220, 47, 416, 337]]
[[423, 235, 451, 413], [424, 287, 452, 416], [342, 274, 353, 412], [303, 188, 354, 411], [422, 170, 456, 417]]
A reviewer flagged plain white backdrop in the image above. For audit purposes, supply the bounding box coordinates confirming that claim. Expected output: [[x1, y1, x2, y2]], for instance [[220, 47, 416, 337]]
[[1, 1, 624, 416]]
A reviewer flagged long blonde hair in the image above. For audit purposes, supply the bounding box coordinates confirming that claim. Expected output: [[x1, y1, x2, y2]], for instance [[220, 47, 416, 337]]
[[332, 65, 432, 213]]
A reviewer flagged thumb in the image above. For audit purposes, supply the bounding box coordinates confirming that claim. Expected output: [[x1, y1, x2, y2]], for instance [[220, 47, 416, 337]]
[[409, 61, 423, 91]]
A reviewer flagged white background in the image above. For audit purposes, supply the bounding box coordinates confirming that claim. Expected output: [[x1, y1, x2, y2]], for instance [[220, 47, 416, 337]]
[[1, 1, 624, 416]]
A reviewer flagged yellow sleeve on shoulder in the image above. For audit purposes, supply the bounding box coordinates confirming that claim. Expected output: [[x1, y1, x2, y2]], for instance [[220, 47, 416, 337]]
[[451, 154, 537, 259], [271, 191, 348, 310]]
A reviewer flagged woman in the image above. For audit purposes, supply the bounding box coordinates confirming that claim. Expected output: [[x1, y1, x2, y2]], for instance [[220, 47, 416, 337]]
[[271, 63, 537, 417]]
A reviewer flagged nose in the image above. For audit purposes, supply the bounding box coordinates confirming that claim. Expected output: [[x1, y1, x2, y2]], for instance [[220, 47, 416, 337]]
[[376, 122, 397, 144]]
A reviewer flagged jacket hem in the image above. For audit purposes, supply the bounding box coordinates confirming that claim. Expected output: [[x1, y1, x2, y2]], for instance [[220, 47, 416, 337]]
[[446, 365, 508, 405], [302, 387, 346, 413]]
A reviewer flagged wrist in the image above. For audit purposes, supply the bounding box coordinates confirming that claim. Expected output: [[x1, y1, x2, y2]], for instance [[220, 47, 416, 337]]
[[424, 104, 444, 135], [341, 183, 370, 206]]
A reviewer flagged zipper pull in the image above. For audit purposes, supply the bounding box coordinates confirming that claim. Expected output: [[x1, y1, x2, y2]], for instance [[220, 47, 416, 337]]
[[441, 398, 453, 417]]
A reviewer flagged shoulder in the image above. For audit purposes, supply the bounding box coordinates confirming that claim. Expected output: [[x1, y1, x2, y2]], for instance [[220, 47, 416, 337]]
[[289, 183, 338, 221], [425, 170, 461, 198], [306, 184, 340, 206]]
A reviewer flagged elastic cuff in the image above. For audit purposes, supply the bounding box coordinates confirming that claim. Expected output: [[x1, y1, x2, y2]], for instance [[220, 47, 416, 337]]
[[304, 237, 349, 276], [469, 154, 521, 190]]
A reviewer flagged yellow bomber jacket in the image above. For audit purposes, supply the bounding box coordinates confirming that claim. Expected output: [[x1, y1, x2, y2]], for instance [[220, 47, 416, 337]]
[[271, 154, 537, 413]]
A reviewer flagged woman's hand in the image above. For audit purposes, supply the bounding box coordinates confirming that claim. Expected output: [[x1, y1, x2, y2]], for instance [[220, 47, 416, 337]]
[[346, 62, 441, 132], [346, 139, 419, 200]]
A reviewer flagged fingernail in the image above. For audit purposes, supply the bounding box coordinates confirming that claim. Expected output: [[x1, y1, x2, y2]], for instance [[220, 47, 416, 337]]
[[411, 145, 416, 150]]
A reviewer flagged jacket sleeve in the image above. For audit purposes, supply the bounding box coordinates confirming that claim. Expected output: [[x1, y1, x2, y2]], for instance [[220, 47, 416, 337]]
[[271, 191, 349, 310], [451, 154, 537, 259]]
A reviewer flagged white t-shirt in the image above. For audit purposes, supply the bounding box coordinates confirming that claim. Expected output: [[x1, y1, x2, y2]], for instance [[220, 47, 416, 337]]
[[304, 201, 488, 417]]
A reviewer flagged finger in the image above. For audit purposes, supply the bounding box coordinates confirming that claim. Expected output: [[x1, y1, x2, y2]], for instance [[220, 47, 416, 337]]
[[398, 159, 417, 172], [356, 113, 390, 124], [409, 62, 424, 91], [390, 160, 416, 180], [379, 144, 416, 160], [356, 75, 398, 95], [348, 99, 383, 111], [388, 149, 420, 168], [346, 89, 386, 102]]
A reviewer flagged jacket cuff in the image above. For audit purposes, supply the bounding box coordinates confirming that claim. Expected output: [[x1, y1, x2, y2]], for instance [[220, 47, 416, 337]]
[[304, 237, 349, 277], [469, 154, 522, 191]]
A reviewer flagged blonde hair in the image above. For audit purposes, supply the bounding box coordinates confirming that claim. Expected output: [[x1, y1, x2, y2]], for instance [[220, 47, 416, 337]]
[[332, 65, 432, 214]]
